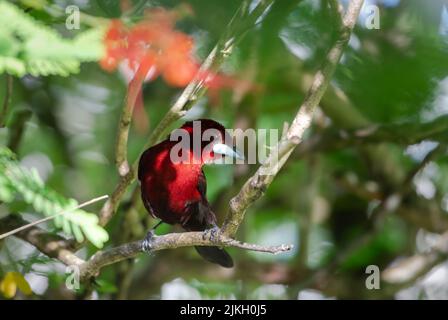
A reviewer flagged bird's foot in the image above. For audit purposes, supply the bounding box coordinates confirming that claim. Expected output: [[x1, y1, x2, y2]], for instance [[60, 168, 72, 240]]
[[202, 226, 221, 243], [141, 230, 155, 252]]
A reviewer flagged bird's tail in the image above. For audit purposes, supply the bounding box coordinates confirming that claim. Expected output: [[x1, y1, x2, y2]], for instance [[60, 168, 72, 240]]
[[194, 246, 234, 268], [183, 204, 234, 268]]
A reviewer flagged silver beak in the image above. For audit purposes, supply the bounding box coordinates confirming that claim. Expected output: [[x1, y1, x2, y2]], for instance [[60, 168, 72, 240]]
[[212, 143, 245, 160]]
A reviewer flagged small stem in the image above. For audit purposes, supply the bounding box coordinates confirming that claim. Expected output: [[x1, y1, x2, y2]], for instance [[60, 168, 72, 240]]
[[0, 75, 13, 127], [382, 230, 448, 286], [403, 143, 446, 187], [7, 109, 32, 153], [44, 4, 109, 27], [115, 62, 153, 177]]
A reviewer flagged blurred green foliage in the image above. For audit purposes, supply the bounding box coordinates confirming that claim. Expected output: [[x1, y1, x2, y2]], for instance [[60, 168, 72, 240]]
[[0, 147, 108, 247], [0, 1, 104, 77]]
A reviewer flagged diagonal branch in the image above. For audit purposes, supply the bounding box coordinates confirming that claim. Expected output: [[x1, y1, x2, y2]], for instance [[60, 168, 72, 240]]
[[222, 0, 365, 237], [141, 0, 273, 147], [294, 115, 448, 159], [0, 215, 83, 266], [381, 230, 448, 287], [115, 61, 155, 177]]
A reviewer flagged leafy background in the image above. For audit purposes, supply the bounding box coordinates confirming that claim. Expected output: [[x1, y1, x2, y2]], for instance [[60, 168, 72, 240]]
[[1, 0, 448, 299]]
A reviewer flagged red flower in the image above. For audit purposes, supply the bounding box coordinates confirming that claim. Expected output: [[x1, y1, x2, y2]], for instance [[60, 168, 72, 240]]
[[100, 20, 127, 72], [99, 7, 256, 134], [100, 8, 199, 87]]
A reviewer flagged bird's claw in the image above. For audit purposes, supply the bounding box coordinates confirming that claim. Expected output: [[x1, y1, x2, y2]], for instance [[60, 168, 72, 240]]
[[202, 226, 220, 243], [141, 230, 155, 252]]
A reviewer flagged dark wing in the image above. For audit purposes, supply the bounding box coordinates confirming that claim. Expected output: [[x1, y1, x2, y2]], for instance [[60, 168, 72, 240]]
[[138, 146, 160, 218], [196, 169, 216, 226], [141, 188, 156, 218], [197, 169, 207, 201], [188, 169, 234, 268], [182, 169, 216, 230], [138, 148, 151, 182]]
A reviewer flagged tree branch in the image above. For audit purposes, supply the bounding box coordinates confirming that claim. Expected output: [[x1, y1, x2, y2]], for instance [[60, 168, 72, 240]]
[[141, 0, 273, 147], [403, 143, 446, 187], [382, 230, 448, 286], [78, 231, 292, 280], [222, 0, 365, 237], [328, 0, 344, 27], [0, 215, 292, 281], [0, 215, 82, 266], [7, 108, 32, 153], [115, 62, 154, 178], [294, 115, 448, 159]]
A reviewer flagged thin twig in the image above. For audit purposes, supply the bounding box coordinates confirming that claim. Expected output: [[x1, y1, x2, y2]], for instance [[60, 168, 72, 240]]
[[382, 230, 448, 286], [141, 0, 273, 148], [7, 109, 32, 152], [0, 75, 13, 127], [371, 143, 447, 224], [328, 0, 344, 26], [115, 62, 153, 177], [0, 215, 83, 266], [293, 115, 448, 159], [0, 195, 109, 240], [44, 4, 109, 27], [403, 143, 446, 187]]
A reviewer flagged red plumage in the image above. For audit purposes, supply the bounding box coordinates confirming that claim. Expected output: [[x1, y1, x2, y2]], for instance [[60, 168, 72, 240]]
[[138, 119, 234, 267]]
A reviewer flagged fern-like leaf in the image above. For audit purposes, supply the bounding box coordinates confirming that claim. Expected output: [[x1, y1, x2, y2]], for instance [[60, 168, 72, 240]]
[[0, 147, 109, 248], [0, 1, 105, 77]]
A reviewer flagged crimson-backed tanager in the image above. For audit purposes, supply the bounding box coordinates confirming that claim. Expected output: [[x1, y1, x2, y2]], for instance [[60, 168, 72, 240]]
[[138, 119, 243, 268]]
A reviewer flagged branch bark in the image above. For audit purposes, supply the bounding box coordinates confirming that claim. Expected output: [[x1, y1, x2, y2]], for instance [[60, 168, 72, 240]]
[[0, 215, 292, 281], [382, 230, 448, 286], [115, 61, 154, 177], [222, 0, 365, 237], [294, 115, 448, 159], [0, 215, 82, 266], [78, 232, 292, 280]]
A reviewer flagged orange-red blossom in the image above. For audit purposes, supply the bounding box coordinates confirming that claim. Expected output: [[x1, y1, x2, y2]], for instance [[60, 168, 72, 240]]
[[100, 8, 199, 87], [100, 8, 254, 132]]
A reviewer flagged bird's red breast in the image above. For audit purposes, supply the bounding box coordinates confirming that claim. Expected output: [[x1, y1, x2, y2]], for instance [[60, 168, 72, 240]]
[[138, 139, 204, 224]]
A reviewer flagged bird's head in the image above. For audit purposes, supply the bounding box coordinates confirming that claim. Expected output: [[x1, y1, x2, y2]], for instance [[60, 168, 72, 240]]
[[169, 119, 244, 165]]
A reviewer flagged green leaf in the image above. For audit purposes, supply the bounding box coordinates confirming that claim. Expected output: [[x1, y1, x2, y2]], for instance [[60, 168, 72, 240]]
[[0, 147, 109, 248], [0, 1, 105, 77]]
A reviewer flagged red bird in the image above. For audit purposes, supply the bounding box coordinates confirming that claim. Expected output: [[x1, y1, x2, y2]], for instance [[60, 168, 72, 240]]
[[138, 119, 243, 268]]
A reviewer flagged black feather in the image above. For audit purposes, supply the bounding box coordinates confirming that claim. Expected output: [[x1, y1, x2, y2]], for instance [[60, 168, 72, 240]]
[[195, 246, 234, 268]]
